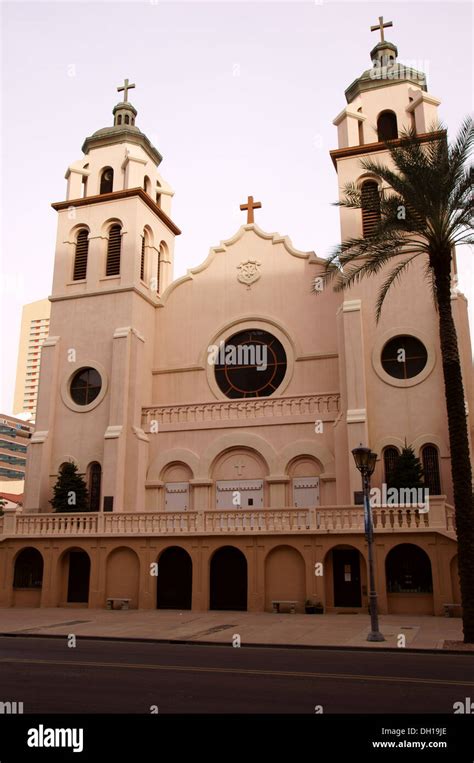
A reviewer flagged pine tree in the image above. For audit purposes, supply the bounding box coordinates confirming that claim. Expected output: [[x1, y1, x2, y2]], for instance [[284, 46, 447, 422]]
[[388, 445, 424, 490], [50, 462, 90, 513]]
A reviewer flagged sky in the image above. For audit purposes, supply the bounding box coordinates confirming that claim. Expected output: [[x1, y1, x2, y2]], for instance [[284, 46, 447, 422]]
[[0, 0, 473, 413]]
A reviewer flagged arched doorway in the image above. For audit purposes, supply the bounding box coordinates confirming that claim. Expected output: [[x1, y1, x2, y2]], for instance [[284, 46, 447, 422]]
[[66, 550, 90, 603], [210, 546, 247, 611], [212, 448, 267, 510], [264, 545, 306, 612], [385, 543, 433, 614], [377, 110, 398, 141], [13, 547, 44, 607], [157, 547, 192, 609], [99, 167, 114, 194], [328, 546, 364, 608], [288, 456, 322, 508], [106, 547, 140, 609]]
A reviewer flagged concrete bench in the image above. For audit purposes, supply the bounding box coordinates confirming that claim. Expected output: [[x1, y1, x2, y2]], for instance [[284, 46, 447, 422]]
[[272, 600, 298, 614], [443, 603, 462, 618], [106, 598, 131, 611]]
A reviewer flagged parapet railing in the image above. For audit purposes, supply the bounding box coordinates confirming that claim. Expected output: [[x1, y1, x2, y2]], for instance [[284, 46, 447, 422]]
[[0, 497, 455, 538], [141, 393, 341, 429]]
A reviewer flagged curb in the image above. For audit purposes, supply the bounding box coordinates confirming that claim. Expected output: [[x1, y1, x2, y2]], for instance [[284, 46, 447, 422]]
[[0, 631, 471, 655]]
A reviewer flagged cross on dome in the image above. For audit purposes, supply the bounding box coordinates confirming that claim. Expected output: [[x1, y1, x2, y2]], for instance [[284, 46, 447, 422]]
[[117, 78, 136, 103], [370, 16, 393, 43]]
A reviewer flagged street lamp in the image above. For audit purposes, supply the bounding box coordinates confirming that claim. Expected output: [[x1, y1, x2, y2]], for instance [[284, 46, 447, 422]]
[[352, 445, 385, 642]]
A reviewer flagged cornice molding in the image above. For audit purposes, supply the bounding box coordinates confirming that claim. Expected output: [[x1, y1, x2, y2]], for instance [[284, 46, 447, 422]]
[[52, 187, 181, 236], [160, 223, 324, 304], [329, 130, 446, 169]]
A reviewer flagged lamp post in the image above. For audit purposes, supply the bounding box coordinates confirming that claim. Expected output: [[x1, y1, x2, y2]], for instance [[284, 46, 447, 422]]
[[352, 445, 385, 642]]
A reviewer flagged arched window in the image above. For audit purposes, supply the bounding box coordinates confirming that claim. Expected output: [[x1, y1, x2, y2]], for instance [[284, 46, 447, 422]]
[[288, 457, 321, 507], [422, 444, 441, 495], [124, 115, 130, 125], [357, 107, 364, 146], [73, 229, 89, 280], [140, 231, 146, 281], [377, 110, 398, 141], [386, 544, 433, 593], [117, 115, 122, 125], [100, 167, 114, 194], [14, 548, 44, 588], [156, 245, 162, 294], [408, 98, 416, 132], [361, 180, 381, 236], [106, 224, 122, 276], [383, 447, 399, 485], [88, 462, 102, 512], [144, 176, 151, 195]]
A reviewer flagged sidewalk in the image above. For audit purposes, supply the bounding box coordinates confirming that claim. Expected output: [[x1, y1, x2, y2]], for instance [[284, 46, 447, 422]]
[[0, 608, 467, 651]]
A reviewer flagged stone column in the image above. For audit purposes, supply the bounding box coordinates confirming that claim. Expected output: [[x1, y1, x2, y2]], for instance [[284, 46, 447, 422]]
[[40, 545, 56, 607], [340, 300, 369, 501], [138, 543, 155, 609], [23, 336, 61, 512], [88, 545, 103, 608], [266, 476, 289, 507], [374, 541, 388, 614], [103, 327, 147, 512]]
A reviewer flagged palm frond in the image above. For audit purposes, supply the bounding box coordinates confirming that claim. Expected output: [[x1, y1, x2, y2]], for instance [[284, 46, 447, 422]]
[[374, 253, 420, 321], [323, 116, 473, 320]]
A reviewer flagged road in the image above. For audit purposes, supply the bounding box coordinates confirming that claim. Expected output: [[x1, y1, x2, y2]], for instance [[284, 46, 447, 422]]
[[0, 636, 472, 714]]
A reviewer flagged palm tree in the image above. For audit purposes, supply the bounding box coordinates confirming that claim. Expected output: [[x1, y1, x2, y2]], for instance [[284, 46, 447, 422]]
[[322, 119, 474, 642]]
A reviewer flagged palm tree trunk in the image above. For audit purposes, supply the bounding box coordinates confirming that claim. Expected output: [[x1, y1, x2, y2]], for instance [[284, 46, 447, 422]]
[[433, 260, 474, 642]]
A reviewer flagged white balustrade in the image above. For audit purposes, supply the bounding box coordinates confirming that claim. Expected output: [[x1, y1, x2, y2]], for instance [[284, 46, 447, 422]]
[[0, 502, 455, 538]]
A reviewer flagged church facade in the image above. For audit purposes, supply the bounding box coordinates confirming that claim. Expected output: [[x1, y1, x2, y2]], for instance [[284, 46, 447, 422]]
[[1, 27, 472, 617]]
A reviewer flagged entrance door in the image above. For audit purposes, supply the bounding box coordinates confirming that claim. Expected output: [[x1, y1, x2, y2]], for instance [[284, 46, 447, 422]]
[[333, 549, 361, 607], [210, 546, 247, 610], [216, 480, 263, 509], [157, 547, 192, 609], [292, 477, 320, 508], [165, 483, 190, 511], [67, 551, 90, 603]]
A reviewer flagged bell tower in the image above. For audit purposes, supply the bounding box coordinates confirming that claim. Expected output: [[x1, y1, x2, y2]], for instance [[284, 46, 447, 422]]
[[53, 78, 180, 299], [24, 81, 181, 514], [329, 21, 442, 503]]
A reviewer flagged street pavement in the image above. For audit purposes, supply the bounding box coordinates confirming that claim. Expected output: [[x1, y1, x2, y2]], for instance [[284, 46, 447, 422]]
[[0, 608, 466, 650], [0, 636, 472, 714]]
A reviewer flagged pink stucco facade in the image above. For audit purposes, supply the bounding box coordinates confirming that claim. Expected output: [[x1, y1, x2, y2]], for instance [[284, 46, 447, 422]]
[[1, 37, 472, 617]]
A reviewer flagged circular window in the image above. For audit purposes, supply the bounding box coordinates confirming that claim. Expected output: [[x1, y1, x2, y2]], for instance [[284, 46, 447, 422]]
[[70, 368, 102, 405], [214, 329, 287, 398], [381, 336, 428, 380]]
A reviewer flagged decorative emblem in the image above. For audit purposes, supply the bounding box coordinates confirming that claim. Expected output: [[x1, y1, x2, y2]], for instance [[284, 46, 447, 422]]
[[237, 260, 261, 288]]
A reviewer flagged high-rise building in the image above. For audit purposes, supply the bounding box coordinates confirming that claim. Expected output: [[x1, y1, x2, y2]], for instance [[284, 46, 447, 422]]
[[0, 413, 33, 494], [13, 299, 51, 420]]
